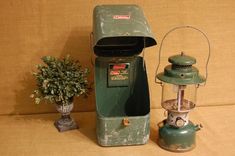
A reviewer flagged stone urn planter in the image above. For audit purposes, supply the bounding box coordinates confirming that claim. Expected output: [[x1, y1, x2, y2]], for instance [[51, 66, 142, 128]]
[[31, 55, 89, 132], [54, 102, 78, 132]]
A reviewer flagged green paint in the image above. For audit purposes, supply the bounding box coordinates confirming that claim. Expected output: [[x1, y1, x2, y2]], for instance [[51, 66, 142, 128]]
[[93, 4, 157, 146], [95, 57, 150, 146], [97, 114, 150, 146], [158, 121, 200, 152], [168, 54, 196, 66], [157, 53, 205, 85], [93, 5, 156, 57]]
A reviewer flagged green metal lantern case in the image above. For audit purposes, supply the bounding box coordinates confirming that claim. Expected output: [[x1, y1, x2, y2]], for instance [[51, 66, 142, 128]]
[[157, 52, 205, 152], [93, 5, 156, 146]]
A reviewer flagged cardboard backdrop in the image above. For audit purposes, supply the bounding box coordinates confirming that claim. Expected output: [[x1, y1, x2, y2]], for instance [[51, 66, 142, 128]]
[[0, 0, 235, 115]]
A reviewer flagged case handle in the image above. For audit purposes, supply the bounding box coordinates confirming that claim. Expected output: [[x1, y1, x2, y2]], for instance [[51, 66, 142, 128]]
[[122, 118, 130, 126]]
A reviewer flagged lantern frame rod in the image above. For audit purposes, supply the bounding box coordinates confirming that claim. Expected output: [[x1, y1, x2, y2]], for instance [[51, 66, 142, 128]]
[[177, 86, 185, 112]]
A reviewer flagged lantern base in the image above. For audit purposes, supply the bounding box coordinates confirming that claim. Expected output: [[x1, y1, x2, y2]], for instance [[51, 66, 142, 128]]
[[158, 120, 199, 152], [158, 140, 195, 152]]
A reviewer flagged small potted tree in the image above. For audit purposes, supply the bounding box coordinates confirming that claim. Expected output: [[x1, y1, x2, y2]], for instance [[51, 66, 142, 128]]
[[31, 55, 89, 132]]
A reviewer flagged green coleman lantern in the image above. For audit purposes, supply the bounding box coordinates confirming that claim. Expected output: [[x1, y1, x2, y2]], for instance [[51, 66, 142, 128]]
[[156, 26, 210, 152], [92, 5, 156, 146]]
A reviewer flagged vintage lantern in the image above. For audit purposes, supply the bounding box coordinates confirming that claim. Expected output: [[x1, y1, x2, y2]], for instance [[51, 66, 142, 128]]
[[156, 26, 210, 152]]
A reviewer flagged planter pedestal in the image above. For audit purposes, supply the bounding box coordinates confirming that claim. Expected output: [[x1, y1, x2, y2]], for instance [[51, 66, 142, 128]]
[[54, 103, 78, 132]]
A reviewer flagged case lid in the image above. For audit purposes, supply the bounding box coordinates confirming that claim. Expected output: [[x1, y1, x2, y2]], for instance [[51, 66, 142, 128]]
[[93, 5, 157, 57]]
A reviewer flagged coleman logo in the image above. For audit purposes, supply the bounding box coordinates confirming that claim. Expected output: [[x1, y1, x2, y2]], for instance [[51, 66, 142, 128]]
[[113, 64, 126, 70], [113, 15, 130, 19]]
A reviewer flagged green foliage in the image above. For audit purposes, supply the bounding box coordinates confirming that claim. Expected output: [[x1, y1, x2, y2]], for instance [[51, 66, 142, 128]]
[[31, 55, 89, 105]]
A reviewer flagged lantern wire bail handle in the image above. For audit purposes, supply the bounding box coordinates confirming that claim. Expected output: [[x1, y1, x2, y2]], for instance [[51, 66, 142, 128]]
[[155, 26, 211, 86]]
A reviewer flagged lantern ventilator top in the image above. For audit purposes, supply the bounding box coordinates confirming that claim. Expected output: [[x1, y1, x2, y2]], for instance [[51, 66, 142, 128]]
[[157, 52, 206, 85]]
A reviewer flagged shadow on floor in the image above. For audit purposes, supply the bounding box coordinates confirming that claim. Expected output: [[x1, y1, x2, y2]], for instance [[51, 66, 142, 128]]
[[150, 124, 159, 144]]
